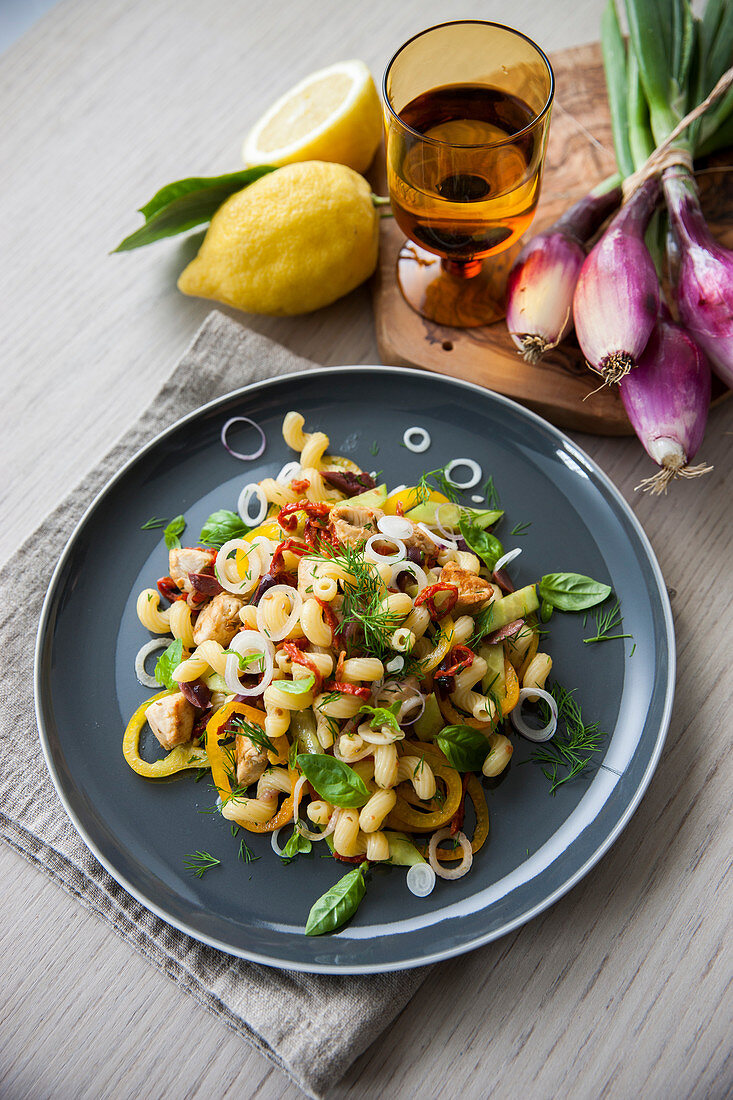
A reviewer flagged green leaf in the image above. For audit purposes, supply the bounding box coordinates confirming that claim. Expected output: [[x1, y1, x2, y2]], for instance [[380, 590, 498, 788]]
[[200, 509, 250, 549], [305, 864, 367, 936], [277, 674, 316, 695], [458, 514, 504, 572], [221, 649, 263, 672], [538, 573, 612, 612], [154, 637, 184, 690], [358, 701, 402, 732], [296, 754, 370, 808], [435, 725, 491, 772], [281, 829, 312, 862], [113, 166, 276, 252], [540, 599, 554, 623], [164, 514, 186, 550], [601, 0, 636, 177]]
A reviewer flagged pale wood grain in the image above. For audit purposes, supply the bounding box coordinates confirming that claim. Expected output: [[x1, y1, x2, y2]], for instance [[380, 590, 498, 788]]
[[1, 1, 731, 1099]]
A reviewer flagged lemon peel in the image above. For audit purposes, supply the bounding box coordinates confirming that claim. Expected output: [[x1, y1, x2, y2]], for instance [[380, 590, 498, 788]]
[[177, 161, 379, 316], [242, 60, 382, 173]]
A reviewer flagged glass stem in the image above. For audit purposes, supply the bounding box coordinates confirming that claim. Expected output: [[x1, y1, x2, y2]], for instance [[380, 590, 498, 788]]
[[443, 258, 483, 279]]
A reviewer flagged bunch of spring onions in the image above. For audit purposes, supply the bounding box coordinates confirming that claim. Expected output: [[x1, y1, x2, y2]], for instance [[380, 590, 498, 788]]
[[506, 0, 733, 493]]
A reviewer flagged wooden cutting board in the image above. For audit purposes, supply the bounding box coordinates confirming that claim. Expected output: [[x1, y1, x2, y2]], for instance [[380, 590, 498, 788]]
[[372, 41, 732, 435]]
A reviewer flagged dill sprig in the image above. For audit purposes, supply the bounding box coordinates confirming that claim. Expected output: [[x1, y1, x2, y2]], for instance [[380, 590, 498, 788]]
[[228, 714, 277, 755], [183, 850, 221, 878], [416, 466, 459, 505], [369, 441, 379, 456], [468, 603, 495, 648], [140, 516, 167, 530], [315, 541, 404, 658], [238, 836, 260, 864], [509, 520, 531, 537], [481, 475, 501, 510], [583, 599, 633, 645], [531, 682, 606, 793]]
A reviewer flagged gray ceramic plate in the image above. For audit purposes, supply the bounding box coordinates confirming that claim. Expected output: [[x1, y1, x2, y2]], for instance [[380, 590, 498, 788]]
[[35, 367, 674, 973]]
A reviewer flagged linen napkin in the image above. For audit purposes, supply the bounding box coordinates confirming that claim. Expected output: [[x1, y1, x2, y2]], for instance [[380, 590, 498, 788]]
[[0, 310, 429, 1099]]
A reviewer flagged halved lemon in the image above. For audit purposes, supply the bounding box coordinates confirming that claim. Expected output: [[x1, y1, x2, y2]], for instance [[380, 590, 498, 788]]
[[242, 59, 383, 174]]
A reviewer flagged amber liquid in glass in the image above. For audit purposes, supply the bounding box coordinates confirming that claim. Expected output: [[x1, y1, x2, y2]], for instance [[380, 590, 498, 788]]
[[388, 83, 540, 262]]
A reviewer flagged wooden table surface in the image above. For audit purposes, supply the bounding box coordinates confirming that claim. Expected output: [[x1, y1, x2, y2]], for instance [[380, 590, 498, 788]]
[[1, 2, 731, 1097]]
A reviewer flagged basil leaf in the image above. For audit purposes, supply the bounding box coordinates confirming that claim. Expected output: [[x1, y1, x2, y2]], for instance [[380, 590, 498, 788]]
[[113, 166, 276, 252], [358, 701, 401, 732], [296, 754, 370, 808], [435, 725, 491, 772], [277, 673, 316, 695], [305, 864, 367, 936], [200, 509, 251, 549], [538, 573, 612, 612], [154, 637, 184, 690], [163, 514, 186, 550], [281, 830, 312, 862], [221, 649, 263, 672], [459, 514, 504, 571]]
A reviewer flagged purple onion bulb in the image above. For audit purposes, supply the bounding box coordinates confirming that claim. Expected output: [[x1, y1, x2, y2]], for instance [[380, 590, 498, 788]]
[[663, 167, 733, 388], [620, 314, 713, 495], [574, 179, 660, 384]]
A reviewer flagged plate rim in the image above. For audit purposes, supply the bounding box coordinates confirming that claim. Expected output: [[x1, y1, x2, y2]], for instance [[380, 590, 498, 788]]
[[34, 363, 676, 973]]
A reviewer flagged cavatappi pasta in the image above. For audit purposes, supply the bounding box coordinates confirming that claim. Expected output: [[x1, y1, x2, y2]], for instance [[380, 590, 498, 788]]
[[124, 409, 598, 936]]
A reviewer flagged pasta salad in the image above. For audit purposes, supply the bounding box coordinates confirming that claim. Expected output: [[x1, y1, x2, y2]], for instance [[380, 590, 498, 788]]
[[125, 411, 614, 934]]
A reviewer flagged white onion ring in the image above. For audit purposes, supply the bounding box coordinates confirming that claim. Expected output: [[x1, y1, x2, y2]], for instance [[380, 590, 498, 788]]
[[256, 584, 302, 643], [428, 827, 473, 879], [358, 723, 405, 745], [494, 547, 523, 573], [388, 559, 428, 592], [271, 827, 285, 856], [293, 778, 341, 841], [445, 458, 481, 489], [390, 483, 407, 495], [416, 522, 455, 550], [237, 482, 268, 527], [364, 533, 406, 566], [510, 687, 558, 742], [276, 460, 301, 484], [378, 515, 414, 541], [402, 427, 431, 453], [221, 416, 266, 461], [224, 629, 274, 696], [407, 862, 436, 897], [398, 694, 426, 725], [215, 538, 262, 595], [134, 638, 170, 688], [385, 655, 405, 674]]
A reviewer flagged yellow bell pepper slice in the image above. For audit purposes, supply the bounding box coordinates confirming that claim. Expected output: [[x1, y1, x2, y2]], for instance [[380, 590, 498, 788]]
[[383, 486, 449, 515], [205, 699, 267, 797], [502, 658, 520, 716], [123, 689, 209, 778]]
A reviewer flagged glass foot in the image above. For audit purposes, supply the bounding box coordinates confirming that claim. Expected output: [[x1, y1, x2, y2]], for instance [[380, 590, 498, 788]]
[[395, 241, 523, 328]]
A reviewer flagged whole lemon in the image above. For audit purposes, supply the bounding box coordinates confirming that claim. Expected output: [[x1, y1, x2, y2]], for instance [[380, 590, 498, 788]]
[[177, 161, 379, 316]]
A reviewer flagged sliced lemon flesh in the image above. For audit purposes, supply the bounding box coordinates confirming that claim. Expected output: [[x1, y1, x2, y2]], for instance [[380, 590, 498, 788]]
[[242, 60, 382, 174]]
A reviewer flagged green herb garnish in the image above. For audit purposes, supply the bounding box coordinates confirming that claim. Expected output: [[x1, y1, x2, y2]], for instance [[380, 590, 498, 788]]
[[358, 701, 401, 733], [163, 514, 186, 550], [305, 863, 367, 936], [229, 715, 277, 755], [200, 509, 251, 549], [296, 753, 370, 808], [583, 598, 633, 645], [154, 637, 184, 690], [537, 573, 612, 613], [281, 829, 313, 862], [183, 850, 221, 878], [531, 682, 606, 793], [435, 725, 491, 772], [141, 516, 167, 530]]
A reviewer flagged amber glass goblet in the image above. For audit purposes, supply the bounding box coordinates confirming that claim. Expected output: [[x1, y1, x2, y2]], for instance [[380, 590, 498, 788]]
[[383, 20, 554, 328]]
